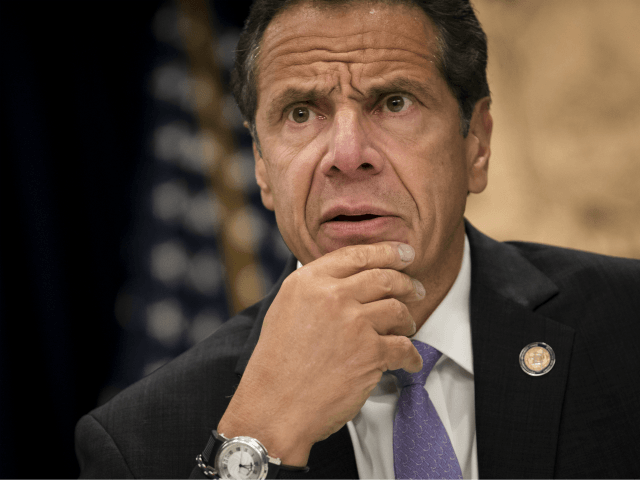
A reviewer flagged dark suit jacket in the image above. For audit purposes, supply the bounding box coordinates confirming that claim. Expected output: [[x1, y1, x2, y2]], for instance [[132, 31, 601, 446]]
[[76, 222, 640, 478]]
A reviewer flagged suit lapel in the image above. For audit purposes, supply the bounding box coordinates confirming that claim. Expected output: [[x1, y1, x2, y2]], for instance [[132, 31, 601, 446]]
[[467, 223, 575, 478]]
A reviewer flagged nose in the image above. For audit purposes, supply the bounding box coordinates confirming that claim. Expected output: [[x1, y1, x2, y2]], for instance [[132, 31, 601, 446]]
[[320, 108, 384, 178]]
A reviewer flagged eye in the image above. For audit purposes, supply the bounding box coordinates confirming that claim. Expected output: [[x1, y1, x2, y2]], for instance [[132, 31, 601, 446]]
[[288, 106, 314, 123], [382, 95, 413, 113]]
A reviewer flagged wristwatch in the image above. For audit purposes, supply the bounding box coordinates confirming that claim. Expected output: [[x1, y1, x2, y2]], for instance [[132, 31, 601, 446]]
[[196, 430, 308, 479]]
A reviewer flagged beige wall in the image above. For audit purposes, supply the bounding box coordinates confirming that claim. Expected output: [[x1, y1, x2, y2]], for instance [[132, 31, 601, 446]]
[[466, 0, 640, 259]]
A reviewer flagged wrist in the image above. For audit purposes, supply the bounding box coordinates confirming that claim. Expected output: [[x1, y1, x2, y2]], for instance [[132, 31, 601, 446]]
[[218, 414, 312, 467], [196, 429, 311, 480]]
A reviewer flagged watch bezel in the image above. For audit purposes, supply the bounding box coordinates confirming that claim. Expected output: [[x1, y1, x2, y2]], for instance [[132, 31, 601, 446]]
[[214, 436, 270, 480]]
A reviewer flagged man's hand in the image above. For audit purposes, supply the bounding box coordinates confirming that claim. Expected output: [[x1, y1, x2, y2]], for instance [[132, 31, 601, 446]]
[[217, 242, 424, 466]]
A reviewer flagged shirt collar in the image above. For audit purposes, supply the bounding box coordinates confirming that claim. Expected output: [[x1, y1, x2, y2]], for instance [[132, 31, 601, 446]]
[[413, 234, 473, 375], [294, 235, 473, 375]]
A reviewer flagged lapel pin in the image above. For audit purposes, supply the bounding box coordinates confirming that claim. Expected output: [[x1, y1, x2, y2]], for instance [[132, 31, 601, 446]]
[[519, 342, 555, 376]]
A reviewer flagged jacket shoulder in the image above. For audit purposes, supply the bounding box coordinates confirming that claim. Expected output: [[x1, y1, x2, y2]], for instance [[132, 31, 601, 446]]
[[507, 240, 640, 392], [506, 240, 640, 301], [77, 301, 263, 479]]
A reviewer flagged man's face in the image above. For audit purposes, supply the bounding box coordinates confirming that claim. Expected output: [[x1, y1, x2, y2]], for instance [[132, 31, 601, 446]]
[[252, 1, 491, 283]]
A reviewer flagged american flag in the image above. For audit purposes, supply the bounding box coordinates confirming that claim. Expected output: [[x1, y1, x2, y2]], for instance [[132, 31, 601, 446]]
[[105, 0, 289, 401]]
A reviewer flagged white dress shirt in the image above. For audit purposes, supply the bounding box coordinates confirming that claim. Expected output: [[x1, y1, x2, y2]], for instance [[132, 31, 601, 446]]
[[345, 235, 478, 479]]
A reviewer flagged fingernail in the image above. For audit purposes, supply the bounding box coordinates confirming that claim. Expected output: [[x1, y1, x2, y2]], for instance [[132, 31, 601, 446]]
[[412, 279, 425, 297], [398, 244, 414, 262]]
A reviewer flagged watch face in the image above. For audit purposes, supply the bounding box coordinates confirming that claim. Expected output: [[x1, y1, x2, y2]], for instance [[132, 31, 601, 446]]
[[215, 437, 269, 480]]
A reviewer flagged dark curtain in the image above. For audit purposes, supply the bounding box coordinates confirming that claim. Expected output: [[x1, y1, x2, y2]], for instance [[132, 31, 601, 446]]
[[0, 1, 255, 477], [0, 2, 160, 476]]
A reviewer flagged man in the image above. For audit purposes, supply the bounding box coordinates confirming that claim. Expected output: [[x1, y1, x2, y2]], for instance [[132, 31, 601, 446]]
[[76, 0, 640, 478]]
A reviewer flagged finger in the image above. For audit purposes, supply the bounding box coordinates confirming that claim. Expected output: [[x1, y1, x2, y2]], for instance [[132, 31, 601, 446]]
[[379, 335, 423, 373], [359, 299, 416, 336], [345, 268, 425, 304], [310, 242, 415, 279]]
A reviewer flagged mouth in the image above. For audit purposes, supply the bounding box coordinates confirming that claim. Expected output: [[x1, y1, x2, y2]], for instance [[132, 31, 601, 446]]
[[320, 205, 396, 225], [316, 204, 405, 251], [320, 211, 398, 237], [317, 208, 404, 250], [330, 214, 382, 222]]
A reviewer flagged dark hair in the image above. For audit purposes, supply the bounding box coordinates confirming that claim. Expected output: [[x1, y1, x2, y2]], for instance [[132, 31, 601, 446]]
[[231, 0, 489, 145]]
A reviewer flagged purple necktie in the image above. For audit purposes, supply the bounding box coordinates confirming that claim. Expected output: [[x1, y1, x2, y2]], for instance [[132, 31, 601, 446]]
[[390, 340, 463, 480]]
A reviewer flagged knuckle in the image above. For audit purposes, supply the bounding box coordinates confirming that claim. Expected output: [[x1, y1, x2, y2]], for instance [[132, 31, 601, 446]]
[[376, 269, 395, 295], [373, 339, 387, 365], [390, 299, 407, 322], [397, 335, 414, 354], [344, 307, 368, 338], [374, 243, 395, 266], [362, 268, 381, 290], [347, 243, 395, 270], [381, 335, 413, 371], [349, 247, 370, 270], [403, 336, 414, 351]]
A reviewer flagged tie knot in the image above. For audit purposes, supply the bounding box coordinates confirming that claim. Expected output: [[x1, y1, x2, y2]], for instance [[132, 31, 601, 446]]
[[390, 340, 442, 388]]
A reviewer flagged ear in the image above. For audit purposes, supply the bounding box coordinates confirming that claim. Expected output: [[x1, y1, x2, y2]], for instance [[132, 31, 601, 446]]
[[465, 97, 493, 194], [253, 142, 274, 211]]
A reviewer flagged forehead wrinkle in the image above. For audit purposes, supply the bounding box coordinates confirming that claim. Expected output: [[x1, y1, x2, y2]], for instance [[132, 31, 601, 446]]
[[260, 45, 436, 100], [259, 26, 435, 73], [264, 17, 433, 46], [263, 43, 435, 68]]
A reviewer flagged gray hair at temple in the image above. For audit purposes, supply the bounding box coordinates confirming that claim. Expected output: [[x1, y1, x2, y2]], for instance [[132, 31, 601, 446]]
[[230, 0, 490, 152]]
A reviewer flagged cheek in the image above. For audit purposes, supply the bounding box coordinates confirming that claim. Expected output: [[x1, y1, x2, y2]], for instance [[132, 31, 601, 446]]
[[380, 133, 468, 215], [264, 146, 320, 224], [280, 116, 326, 150], [373, 109, 423, 141]]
